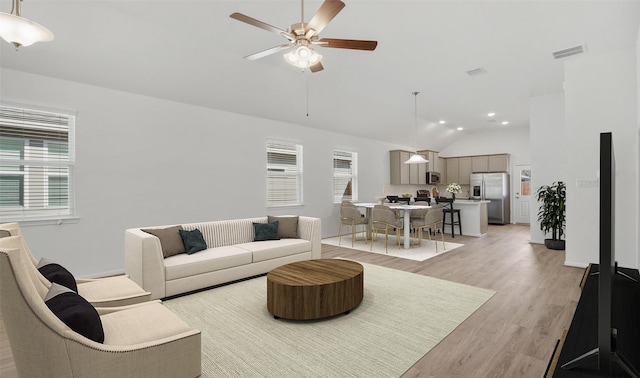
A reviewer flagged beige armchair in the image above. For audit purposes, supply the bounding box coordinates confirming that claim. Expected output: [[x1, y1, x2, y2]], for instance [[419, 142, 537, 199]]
[[411, 205, 446, 252], [0, 222, 151, 307], [0, 236, 201, 378], [371, 205, 403, 253], [339, 201, 369, 247]]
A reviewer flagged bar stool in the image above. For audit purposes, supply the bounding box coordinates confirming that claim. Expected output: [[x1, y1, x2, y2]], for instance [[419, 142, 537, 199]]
[[436, 197, 462, 238]]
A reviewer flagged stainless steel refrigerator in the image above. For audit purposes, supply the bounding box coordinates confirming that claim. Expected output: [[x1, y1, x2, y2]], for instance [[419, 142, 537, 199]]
[[470, 172, 510, 224]]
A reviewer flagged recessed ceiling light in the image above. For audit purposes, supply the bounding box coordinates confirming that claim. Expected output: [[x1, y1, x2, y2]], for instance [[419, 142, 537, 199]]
[[501, 121, 509, 125], [487, 112, 496, 117], [439, 120, 446, 124], [457, 127, 464, 131]]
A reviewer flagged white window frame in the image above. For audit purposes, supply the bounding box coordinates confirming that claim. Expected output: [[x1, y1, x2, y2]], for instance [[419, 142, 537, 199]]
[[266, 140, 303, 207], [0, 104, 76, 222], [333, 149, 358, 203]]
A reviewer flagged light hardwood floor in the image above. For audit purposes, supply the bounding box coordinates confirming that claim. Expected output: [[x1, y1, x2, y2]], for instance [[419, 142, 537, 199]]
[[0, 224, 583, 378]]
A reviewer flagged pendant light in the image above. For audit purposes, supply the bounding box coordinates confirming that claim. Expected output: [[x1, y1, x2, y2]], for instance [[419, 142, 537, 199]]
[[0, 0, 54, 50], [404, 91, 429, 164]]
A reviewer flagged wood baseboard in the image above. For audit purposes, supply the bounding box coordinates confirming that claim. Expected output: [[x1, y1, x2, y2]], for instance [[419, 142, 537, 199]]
[[545, 330, 568, 378]]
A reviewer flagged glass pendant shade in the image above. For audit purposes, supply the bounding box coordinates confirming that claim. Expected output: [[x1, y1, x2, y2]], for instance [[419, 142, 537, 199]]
[[0, 11, 54, 49], [404, 153, 428, 164], [284, 45, 322, 69]]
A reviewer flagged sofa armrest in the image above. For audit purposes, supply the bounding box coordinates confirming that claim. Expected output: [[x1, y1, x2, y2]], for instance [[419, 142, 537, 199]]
[[297, 216, 322, 259], [124, 228, 167, 300]]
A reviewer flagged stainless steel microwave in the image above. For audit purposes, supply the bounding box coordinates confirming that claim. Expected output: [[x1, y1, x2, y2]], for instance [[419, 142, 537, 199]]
[[426, 172, 441, 184]]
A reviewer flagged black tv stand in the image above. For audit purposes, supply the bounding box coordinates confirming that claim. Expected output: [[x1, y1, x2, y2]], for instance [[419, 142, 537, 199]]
[[561, 327, 639, 377], [590, 262, 639, 283], [549, 264, 640, 378]]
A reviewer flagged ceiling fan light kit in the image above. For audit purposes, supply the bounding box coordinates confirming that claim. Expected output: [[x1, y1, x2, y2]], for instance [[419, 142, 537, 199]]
[[0, 0, 53, 50], [231, 0, 377, 73], [284, 45, 323, 69]]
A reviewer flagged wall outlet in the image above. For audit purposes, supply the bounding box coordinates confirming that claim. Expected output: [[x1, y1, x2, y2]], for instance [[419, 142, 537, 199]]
[[576, 179, 599, 188]]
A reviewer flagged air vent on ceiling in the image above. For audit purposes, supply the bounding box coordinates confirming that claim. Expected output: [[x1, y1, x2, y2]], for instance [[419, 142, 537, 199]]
[[552, 45, 586, 59], [466, 67, 487, 77]]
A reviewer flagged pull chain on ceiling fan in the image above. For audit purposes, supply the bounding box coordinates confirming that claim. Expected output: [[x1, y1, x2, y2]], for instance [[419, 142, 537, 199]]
[[230, 0, 378, 73]]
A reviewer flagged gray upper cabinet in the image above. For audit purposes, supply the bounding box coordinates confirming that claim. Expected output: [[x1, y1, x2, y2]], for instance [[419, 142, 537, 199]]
[[458, 157, 471, 185], [471, 156, 489, 173], [488, 154, 509, 172], [390, 150, 423, 185]]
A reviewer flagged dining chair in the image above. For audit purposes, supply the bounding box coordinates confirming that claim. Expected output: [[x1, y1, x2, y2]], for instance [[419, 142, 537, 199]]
[[411, 205, 446, 252], [339, 201, 369, 247], [371, 205, 403, 253]]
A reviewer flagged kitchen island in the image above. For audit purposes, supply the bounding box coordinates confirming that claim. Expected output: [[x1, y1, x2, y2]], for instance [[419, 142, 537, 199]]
[[442, 199, 490, 237]]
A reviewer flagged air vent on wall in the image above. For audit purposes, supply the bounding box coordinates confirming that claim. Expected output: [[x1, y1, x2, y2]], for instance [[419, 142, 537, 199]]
[[466, 67, 487, 76], [552, 45, 586, 59]]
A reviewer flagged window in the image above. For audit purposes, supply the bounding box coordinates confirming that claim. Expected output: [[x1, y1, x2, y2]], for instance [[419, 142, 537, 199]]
[[333, 150, 357, 203], [266, 141, 303, 207], [0, 105, 75, 221]]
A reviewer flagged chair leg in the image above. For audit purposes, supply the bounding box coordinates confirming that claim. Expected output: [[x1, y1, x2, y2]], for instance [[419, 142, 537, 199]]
[[338, 223, 344, 245], [351, 221, 356, 247], [440, 228, 446, 251]]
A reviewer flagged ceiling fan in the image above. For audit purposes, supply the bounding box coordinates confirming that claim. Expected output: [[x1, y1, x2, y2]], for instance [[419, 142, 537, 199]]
[[230, 0, 378, 73]]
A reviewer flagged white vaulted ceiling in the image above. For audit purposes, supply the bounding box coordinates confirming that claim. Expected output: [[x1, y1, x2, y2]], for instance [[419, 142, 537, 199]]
[[1, 0, 639, 150]]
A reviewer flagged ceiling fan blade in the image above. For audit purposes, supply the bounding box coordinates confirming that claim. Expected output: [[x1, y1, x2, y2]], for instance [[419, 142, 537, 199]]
[[317, 38, 378, 51], [309, 62, 324, 73], [244, 44, 292, 61], [305, 0, 345, 36], [230, 12, 288, 36]]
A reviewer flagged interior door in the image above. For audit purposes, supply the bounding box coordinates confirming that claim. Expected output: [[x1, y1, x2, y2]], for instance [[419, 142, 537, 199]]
[[513, 165, 531, 224]]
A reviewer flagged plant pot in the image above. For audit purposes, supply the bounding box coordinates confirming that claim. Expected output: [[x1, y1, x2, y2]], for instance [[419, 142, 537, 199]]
[[544, 239, 565, 250]]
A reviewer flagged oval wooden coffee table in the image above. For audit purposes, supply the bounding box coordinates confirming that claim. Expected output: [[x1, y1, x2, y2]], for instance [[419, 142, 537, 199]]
[[267, 259, 364, 320]]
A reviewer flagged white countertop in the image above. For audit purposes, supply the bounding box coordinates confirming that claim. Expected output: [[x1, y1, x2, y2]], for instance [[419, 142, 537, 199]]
[[452, 200, 491, 204]]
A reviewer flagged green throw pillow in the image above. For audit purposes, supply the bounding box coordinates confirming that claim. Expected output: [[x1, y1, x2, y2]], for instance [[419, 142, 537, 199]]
[[253, 221, 280, 241], [178, 229, 208, 254]]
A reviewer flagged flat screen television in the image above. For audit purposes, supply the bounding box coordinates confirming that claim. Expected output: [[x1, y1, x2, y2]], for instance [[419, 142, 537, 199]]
[[562, 132, 638, 377]]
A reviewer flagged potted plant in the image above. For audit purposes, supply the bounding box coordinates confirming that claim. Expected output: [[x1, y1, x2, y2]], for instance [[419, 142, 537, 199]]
[[536, 181, 566, 250]]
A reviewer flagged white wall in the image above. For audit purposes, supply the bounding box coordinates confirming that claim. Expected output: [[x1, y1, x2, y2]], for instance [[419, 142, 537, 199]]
[[564, 48, 638, 268], [529, 92, 566, 244], [438, 127, 530, 168], [637, 21, 640, 268], [0, 68, 410, 277]]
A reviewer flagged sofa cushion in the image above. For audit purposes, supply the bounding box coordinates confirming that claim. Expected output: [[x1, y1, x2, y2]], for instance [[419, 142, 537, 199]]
[[164, 246, 253, 281], [45, 283, 104, 343], [237, 239, 312, 263], [178, 228, 207, 255], [142, 226, 185, 258], [253, 222, 280, 241], [268, 215, 299, 238], [100, 302, 194, 345], [37, 258, 78, 292]]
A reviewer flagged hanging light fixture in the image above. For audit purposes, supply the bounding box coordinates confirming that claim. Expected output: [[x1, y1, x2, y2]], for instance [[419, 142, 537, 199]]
[[404, 91, 429, 164], [0, 0, 54, 50], [284, 42, 323, 69]]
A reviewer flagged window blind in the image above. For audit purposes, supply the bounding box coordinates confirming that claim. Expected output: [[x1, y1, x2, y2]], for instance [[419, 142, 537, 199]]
[[267, 141, 303, 206], [0, 105, 75, 221], [333, 150, 357, 203]]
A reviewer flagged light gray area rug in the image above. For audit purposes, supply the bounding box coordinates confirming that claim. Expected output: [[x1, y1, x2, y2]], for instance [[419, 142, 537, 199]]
[[164, 262, 495, 378], [322, 236, 464, 261]]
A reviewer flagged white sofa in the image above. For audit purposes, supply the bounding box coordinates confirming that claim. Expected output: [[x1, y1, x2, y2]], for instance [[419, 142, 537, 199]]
[[125, 216, 321, 299]]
